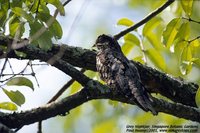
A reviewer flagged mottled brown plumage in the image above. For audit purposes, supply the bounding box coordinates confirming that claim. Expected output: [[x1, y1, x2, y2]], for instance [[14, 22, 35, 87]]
[[95, 34, 157, 115]]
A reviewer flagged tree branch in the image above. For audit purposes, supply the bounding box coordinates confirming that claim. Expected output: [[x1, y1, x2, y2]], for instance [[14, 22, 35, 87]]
[[0, 123, 15, 133], [0, 80, 199, 129], [114, 0, 175, 40], [0, 37, 197, 107]]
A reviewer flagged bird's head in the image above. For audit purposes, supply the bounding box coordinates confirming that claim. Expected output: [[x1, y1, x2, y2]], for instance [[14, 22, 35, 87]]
[[94, 34, 121, 51]]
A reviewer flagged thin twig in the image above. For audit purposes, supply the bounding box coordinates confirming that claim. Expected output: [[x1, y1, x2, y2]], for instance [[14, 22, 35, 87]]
[[63, 0, 72, 6], [0, 61, 30, 83], [29, 61, 40, 87], [53, 0, 72, 17], [20, 61, 30, 74], [0, 58, 8, 77], [7, 59, 14, 74], [29, 0, 37, 11], [31, 63, 48, 66], [182, 17, 200, 24], [37, 122, 42, 133], [1, 73, 33, 76], [36, 0, 41, 13], [188, 36, 200, 43], [114, 0, 175, 40]]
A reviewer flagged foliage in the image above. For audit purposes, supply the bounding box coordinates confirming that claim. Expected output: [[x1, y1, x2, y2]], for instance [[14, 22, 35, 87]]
[[0, 0, 63, 51], [0, 0, 64, 111], [117, 0, 200, 77]]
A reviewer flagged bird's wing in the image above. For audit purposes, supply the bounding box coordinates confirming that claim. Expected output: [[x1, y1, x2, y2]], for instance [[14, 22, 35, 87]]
[[127, 62, 157, 115], [102, 50, 157, 115], [111, 55, 157, 115], [109, 56, 131, 96]]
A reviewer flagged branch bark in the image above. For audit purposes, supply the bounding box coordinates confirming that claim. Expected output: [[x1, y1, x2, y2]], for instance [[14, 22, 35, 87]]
[[0, 123, 15, 133], [0, 80, 199, 129]]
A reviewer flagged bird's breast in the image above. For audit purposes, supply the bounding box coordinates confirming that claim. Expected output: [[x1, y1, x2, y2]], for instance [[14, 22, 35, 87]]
[[96, 52, 113, 82]]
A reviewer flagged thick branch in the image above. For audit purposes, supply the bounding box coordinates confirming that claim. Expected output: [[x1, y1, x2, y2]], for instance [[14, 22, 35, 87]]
[[114, 0, 175, 40], [132, 62, 198, 107], [0, 80, 199, 129], [0, 123, 15, 133], [0, 37, 197, 107]]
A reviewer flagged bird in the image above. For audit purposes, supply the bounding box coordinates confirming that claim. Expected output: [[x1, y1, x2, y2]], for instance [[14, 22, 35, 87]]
[[94, 34, 157, 115]]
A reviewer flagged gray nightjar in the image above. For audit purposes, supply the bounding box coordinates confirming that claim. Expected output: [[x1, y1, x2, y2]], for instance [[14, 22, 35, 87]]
[[95, 34, 157, 115]]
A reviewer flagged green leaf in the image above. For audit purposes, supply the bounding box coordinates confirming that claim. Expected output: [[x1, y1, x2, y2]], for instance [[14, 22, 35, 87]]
[[181, 0, 194, 16], [0, 11, 7, 28], [180, 46, 192, 75], [9, 16, 25, 37], [196, 87, 200, 108], [146, 49, 166, 71], [174, 22, 190, 43], [145, 32, 162, 50], [162, 18, 181, 48], [0, 102, 18, 111], [121, 42, 135, 55], [181, 46, 192, 62], [14, 50, 27, 58], [6, 77, 34, 91], [180, 61, 192, 75], [133, 56, 145, 64], [45, 0, 65, 16], [124, 33, 140, 47], [25, 0, 39, 13], [70, 81, 81, 94], [3, 89, 25, 106], [84, 70, 97, 78], [29, 21, 53, 51], [192, 58, 200, 68], [12, 7, 34, 23], [37, 31, 53, 51], [174, 41, 188, 55], [37, 13, 63, 39], [38, 4, 50, 14], [143, 17, 162, 36], [10, 0, 23, 8], [0, 0, 9, 28], [117, 18, 134, 27], [190, 39, 200, 47]]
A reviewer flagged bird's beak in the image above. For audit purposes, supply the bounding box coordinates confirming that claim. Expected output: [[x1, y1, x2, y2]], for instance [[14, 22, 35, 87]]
[[92, 43, 97, 48], [92, 43, 98, 51]]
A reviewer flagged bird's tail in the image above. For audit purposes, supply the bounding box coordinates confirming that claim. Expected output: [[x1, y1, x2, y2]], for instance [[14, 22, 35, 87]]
[[130, 86, 158, 115], [143, 94, 157, 115]]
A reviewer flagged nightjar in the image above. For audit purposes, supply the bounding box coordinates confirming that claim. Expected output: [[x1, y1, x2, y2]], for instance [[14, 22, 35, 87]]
[[95, 34, 157, 115]]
